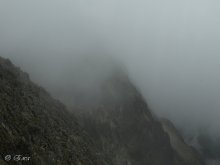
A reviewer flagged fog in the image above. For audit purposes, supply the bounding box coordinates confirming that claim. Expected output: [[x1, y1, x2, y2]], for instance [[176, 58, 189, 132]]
[[1, 0, 220, 148]]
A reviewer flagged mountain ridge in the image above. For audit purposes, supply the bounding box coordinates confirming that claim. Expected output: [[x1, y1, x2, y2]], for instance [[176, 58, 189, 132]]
[[0, 56, 205, 165], [0, 56, 102, 164]]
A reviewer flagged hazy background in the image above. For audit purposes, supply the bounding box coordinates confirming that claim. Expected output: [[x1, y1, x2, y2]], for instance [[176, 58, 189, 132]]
[[0, 0, 220, 144]]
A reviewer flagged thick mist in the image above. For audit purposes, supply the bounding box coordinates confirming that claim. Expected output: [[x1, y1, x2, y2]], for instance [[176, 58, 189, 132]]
[[1, 0, 220, 147]]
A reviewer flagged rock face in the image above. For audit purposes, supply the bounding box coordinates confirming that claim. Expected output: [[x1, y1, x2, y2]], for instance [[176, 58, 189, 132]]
[[0, 57, 101, 165], [0, 56, 205, 165]]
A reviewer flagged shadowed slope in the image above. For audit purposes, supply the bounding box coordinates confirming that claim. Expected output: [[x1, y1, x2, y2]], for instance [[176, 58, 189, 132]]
[[77, 69, 205, 165], [0, 57, 102, 165]]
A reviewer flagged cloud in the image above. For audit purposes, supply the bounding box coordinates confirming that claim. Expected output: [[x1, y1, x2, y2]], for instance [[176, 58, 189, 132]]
[[0, 0, 220, 137]]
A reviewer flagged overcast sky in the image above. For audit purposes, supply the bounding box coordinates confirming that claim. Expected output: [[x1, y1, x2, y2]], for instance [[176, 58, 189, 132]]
[[1, 0, 220, 136]]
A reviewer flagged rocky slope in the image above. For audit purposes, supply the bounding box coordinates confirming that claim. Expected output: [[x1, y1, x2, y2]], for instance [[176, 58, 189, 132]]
[[161, 119, 205, 165], [0, 57, 102, 165], [0, 56, 205, 165], [76, 70, 205, 165]]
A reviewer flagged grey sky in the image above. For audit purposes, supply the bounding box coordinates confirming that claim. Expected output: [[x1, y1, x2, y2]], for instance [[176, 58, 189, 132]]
[[0, 0, 220, 136]]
